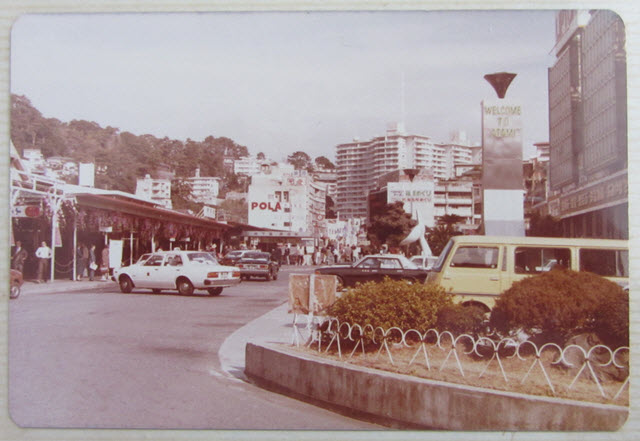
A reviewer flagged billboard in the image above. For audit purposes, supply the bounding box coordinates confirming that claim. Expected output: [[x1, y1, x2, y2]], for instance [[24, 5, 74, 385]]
[[387, 181, 435, 227]]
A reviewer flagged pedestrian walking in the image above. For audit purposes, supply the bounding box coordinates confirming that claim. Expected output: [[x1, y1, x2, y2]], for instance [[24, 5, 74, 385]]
[[35, 241, 52, 283], [76, 243, 87, 280], [284, 245, 290, 265], [88, 244, 97, 281], [11, 241, 28, 273]]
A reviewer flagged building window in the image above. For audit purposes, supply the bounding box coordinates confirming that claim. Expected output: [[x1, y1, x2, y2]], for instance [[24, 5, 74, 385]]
[[275, 191, 282, 202], [284, 191, 290, 202], [284, 222, 291, 227]]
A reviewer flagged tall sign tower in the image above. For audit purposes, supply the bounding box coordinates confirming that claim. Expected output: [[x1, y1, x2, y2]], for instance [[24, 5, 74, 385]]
[[481, 72, 525, 236]]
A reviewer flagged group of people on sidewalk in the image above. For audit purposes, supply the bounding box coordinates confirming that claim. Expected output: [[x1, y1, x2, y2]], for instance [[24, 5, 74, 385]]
[[11, 240, 53, 283], [269, 243, 362, 266], [74, 243, 98, 281], [11, 240, 108, 283]]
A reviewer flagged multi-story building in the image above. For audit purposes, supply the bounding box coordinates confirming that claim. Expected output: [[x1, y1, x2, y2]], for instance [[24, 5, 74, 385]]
[[546, 10, 627, 239], [247, 169, 312, 233], [184, 168, 220, 205], [235, 155, 295, 177], [336, 123, 476, 220], [135, 174, 172, 209]]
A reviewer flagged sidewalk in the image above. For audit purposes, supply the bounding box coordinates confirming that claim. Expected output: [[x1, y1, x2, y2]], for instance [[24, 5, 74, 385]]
[[20, 278, 114, 295], [218, 301, 298, 381]]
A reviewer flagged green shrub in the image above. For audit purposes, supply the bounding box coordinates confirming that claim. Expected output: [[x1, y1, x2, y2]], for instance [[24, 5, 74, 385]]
[[436, 304, 487, 335], [489, 269, 628, 346], [328, 277, 452, 331]]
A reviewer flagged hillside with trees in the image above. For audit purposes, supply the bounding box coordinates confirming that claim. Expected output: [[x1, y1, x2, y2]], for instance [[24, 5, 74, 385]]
[[10, 94, 249, 193]]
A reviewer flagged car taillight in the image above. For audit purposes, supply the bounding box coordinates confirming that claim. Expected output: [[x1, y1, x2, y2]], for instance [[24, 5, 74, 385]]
[[232, 271, 241, 278], [259, 264, 268, 269], [237, 264, 244, 268], [207, 272, 220, 278]]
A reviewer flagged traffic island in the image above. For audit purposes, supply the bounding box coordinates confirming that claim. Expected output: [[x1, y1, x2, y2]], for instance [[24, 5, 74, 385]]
[[244, 342, 629, 431]]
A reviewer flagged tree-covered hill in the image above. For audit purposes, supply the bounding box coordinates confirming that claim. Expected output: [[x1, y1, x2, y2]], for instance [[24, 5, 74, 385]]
[[10, 94, 249, 193]]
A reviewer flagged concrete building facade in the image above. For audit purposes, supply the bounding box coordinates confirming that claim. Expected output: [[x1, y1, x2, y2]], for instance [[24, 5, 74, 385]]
[[135, 174, 172, 209], [247, 168, 312, 233], [336, 123, 476, 220], [546, 10, 627, 239]]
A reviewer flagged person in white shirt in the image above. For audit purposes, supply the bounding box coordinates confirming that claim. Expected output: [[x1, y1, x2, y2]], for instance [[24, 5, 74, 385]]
[[35, 241, 52, 283]]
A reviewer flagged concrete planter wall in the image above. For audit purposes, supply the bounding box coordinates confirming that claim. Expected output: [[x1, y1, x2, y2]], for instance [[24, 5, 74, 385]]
[[245, 342, 628, 431]]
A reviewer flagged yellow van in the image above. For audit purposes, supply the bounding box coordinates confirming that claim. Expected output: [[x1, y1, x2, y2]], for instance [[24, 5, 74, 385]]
[[426, 235, 629, 311]]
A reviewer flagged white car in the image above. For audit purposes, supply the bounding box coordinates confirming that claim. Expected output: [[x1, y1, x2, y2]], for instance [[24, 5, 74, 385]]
[[410, 255, 438, 270], [113, 250, 241, 296]]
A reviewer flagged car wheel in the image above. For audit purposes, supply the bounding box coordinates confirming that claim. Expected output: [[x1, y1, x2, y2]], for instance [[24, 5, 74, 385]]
[[177, 278, 194, 296], [9, 283, 20, 299], [119, 275, 133, 294], [207, 287, 223, 296], [152, 289, 161, 294]]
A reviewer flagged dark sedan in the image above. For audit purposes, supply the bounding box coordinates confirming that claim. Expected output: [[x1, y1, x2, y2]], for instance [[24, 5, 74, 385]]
[[314, 254, 430, 289], [236, 251, 280, 281], [220, 249, 252, 266]]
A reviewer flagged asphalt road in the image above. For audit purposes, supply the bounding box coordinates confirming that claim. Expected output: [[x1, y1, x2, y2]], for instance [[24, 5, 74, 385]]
[[8, 267, 381, 430]]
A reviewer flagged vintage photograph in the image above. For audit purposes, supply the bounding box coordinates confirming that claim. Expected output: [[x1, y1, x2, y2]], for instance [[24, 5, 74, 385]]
[[7, 7, 630, 433]]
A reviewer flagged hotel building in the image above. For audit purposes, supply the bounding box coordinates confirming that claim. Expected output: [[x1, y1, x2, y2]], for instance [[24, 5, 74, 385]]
[[336, 123, 476, 220]]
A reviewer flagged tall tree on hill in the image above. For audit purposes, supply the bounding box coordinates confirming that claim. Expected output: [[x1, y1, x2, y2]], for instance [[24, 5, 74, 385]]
[[315, 156, 335, 170], [287, 151, 313, 172]]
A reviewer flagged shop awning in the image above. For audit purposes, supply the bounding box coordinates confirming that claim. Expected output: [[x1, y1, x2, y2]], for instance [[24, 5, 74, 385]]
[[73, 193, 233, 231]]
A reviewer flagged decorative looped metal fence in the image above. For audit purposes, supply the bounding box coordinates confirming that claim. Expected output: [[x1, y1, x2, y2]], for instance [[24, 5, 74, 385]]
[[290, 315, 629, 404]]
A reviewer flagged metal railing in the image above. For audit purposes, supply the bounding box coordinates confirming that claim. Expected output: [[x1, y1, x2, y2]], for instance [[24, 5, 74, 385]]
[[291, 316, 629, 405]]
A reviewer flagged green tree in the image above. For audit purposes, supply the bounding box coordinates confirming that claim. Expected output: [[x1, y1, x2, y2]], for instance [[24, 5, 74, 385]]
[[368, 202, 416, 248], [171, 179, 202, 213], [426, 224, 460, 256], [426, 213, 464, 256], [314, 156, 335, 170], [218, 198, 248, 223], [287, 151, 313, 172]]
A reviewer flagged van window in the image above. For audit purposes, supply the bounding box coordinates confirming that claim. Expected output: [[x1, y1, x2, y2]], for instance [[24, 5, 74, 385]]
[[514, 247, 570, 274], [450, 246, 499, 269], [579, 249, 629, 277]]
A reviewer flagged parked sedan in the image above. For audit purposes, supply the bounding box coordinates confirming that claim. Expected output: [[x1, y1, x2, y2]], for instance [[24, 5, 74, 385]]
[[236, 251, 279, 281], [220, 249, 252, 266], [314, 254, 430, 289], [410, 255, 438, 270], [113, 250, 241, 296]]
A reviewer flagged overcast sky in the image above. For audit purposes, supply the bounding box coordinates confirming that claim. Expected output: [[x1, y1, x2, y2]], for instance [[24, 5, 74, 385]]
[[11, 11, 557, 161]]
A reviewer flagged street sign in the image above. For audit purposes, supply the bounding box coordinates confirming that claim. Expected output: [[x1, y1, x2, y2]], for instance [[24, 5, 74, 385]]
[[11, 205, 41, 218]]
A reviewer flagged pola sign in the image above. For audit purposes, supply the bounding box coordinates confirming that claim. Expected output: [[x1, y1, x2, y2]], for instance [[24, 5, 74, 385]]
[[250, 201, 283, 212]]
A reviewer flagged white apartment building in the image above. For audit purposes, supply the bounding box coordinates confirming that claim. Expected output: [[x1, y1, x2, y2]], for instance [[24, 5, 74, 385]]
[[185, 168, 220, 204], [135, 174, 172, 209], [336, 123, 475, 219], [234, 155, 295, 177]]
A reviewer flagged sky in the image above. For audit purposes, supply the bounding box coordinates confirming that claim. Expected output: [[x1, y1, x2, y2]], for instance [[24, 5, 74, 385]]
[[10, 11, 557, 162]]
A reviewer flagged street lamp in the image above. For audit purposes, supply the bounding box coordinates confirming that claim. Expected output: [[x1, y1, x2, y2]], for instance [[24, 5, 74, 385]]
[[484, 72, 517, 99]]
